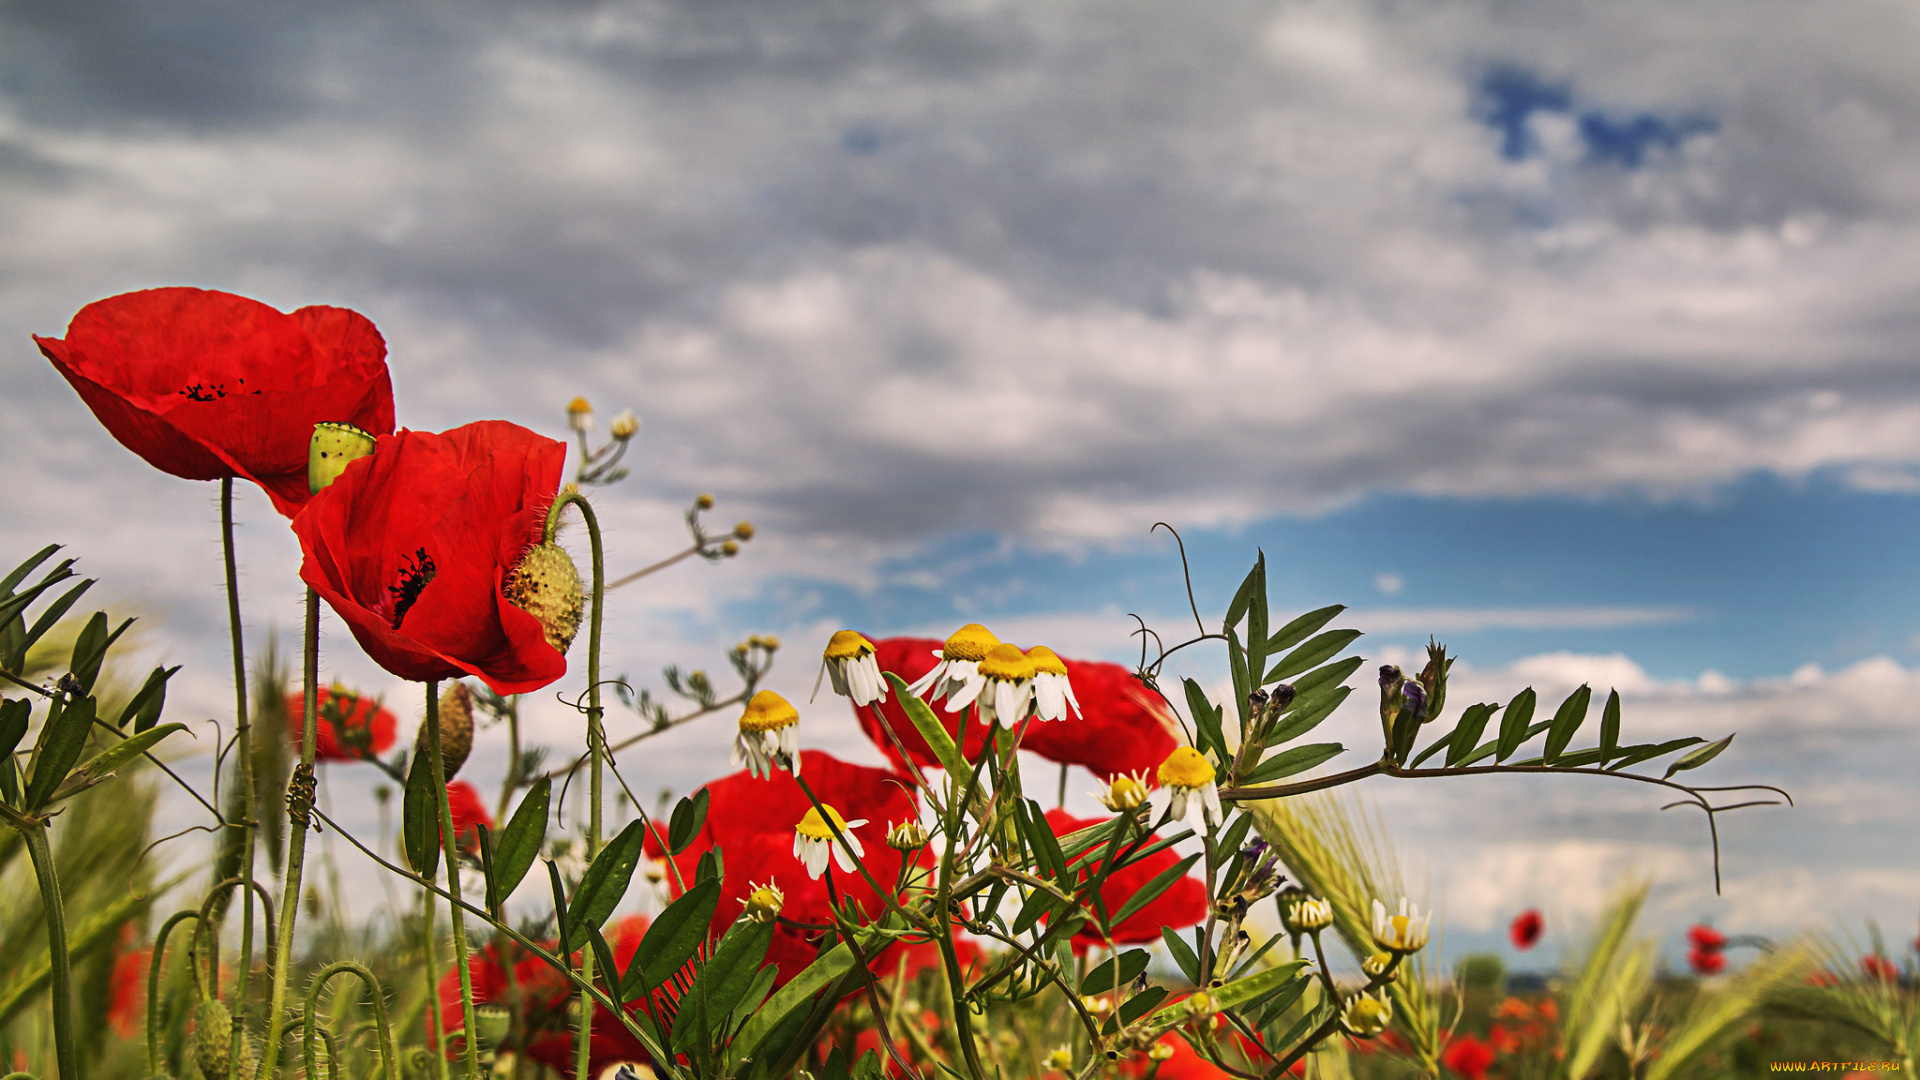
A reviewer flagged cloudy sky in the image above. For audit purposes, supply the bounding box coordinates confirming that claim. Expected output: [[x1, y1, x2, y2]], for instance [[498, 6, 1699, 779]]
[[4, 0, 1918, 968]]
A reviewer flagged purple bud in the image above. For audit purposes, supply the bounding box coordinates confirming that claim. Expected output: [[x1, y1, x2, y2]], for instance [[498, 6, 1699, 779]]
[[1379, 664, 1403, 689], [1402, 681, 1428, 719], [1270, 683, 1297, 710]]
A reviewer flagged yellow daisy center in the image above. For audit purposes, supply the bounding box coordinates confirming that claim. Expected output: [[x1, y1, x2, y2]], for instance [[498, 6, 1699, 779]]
[[749, 885, 783, 909], [737, 689, 799, 733], [1158, 746, 1215, 790], [1108, 775, 1146, 803], [1025, 645, 1068, 676], [795, 804, 851, 841], [1390, 914, 1410, 939], [823, 629, 875, 661], [567, 396, 591, 413], [978, 642, 1037, 681], [941, 623, 1000, 662]]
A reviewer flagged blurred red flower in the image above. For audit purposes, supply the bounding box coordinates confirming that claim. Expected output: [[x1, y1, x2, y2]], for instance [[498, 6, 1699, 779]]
[[107, 928, 147, 1038], [1043, 809, 1207, 951], [1688, 947, 1726, 975], [438, 914, 665, 1075], [856, 638, 1175, 780], [1441, 1033, 1496, 1079], [286, 685, 397, 762], [645, 750, 934, 986], [293, 421, 569, 694], [1509, 909, 1544, 951], [1686, 924, 1727, 950], [446, 781, 492, 852], [37, 287, 394, 518], [1860, 954, 1899, 983]]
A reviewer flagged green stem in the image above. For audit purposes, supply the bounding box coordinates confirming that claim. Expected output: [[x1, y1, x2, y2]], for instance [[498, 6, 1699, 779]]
[[543, 492, 605, 1080], [22, 822, 76, 1080], [257, 587, 320, 1080], [425, 681, 483, 1080], [423, 887, 447, 1080], [304, 961, 399, 1080], [221, 477, 257, 1080], [148, 911, 203, 1077]]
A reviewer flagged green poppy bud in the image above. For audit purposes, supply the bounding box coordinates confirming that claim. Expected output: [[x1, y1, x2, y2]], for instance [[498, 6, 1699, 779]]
[[309, 422, 376, 494], [504, 541, 584, 654]]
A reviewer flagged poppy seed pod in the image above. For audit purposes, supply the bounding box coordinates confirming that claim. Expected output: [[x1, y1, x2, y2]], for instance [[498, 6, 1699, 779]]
[[504, 542, 584, 655], [192, 997, 253, 1080], [309, 421, 376, 494], [417, 681, 474, 780]]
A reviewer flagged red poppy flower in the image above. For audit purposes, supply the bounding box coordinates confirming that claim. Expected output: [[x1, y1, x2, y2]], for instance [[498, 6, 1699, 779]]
[[1043, 809, 1207, 951], [446, 781, 492, 852], [1687, 947, 1726, 975], [1509, 909, 1544, 951], [286, 684, 398, 762], [1860, 954, 1898, 983], [856, 638, 1176, 781], [438, 914, 665, 1075], [37, 287, 394, 518], [292, 421, 569, 695], [1126, 1035, 1240, 1079], [645, 750, 928, 986], [1685, 923, 1726, 951], [1441, 1033, 1496, 1079], [107, 928, 147, 1039]]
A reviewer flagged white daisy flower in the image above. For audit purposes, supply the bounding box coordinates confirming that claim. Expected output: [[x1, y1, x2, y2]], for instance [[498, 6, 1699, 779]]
[[1370, 897, 1432, 954], [1156, 746, 1222, 830], [1024, 645, 1080, 722], [793, 803, 868, 879], [974, 643, 1037, 725], [906, 623, 1000, 709], [733, 690, 801, 779], [821, 630, 887, 706]]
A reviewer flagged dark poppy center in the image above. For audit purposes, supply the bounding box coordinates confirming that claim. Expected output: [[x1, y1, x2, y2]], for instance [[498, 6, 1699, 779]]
[[177, 376, 260, 402], [387, 547, 436, 628]]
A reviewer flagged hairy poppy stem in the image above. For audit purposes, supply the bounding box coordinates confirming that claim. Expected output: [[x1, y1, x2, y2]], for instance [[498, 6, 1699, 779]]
[[544, 492, 604, 1080], [21, 821, 76, 1080], [425, 680, 483, 1079], [423, 888, 448, 1080], [221, 477, 259, 1080], [258, 587, 320, 1080]]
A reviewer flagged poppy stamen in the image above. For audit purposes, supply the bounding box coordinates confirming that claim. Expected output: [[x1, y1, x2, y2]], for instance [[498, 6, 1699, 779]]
[[388, 546, 437, 628]]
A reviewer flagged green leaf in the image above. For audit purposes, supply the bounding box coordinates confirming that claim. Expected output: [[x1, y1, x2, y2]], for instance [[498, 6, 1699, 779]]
[[1109, 853, 1200, 929], [117, 665, 180, 733], [46, 722, 187, 802], [1226, 629, 1250, 744], [1664, 733, 1734, 779], [1264, 604, 1346, 655], [566, 819, 649, 949], [626, 877, 721, 1002], [1242, 742, 1343, 786], [0, 545, 60, 596], [668, 788, 710, 855], [402, 748, 440, 878], [675, 917, 773, 1052], [1542, 684, 1591, 764], [1284, 655, 1363, 696], [1161, 927, 1200, 984], [489, 777, 550, 909], [1605, 737, 1706, 772], [26, 694, 95, 810], [883, 672, 968, 779], [1268, 686, 1351, 746], [1023, 799, 1066, 882], [0, 698, 29, 758], [1599, 689, 1621, 764], [67, 613, 133, 698], [1270, 629, 1364, 683], [1495, 688, 1537, 762], [546, 860, 571, 954], [1119, 986, 1169, 1026], [1183, 678, 1227, 764], [1246, 552, 1270, 689], [18, 579, 93, 668], [587, 923, 623, 999], [0, 748, 18, 805], [1223, 559, 1263, 633], [1082, 948, 1151, 994], [1446, 703, 1499, 768], [696, 847, 722, 885]]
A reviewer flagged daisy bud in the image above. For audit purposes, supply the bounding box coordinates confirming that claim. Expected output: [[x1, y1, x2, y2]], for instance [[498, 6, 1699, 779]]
[[504, 542, 584, 655], [743, 881, 785, 924], [1148, 1042, 1175, 1062], [609, 409, 639, 440], [1046, 1047, 1073, 1072], [308, 421, 376, 494], [696, 493, 715, 510], [887, 819, 929, 851], [721, 540, 739, 556], [1362, 951, 1396, 980], [1342, 992, 1393, 1038], [416, 681, 475, 779], [1096, 771, 1152, 812], [567, 396, 593, 434], [1184, 991, 1215, 1021], [1082, 995, 1113, 1019], [1371, 897, 1432, 955], [733, 521, 755, 540]]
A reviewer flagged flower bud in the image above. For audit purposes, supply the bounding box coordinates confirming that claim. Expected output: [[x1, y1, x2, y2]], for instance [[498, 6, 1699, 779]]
[[309, 422, 376, 494], [1268, 682, 1297, 711], [609, 409, 639, 440], [888, 819, 929, 851], [1184, 990, 1215, 1021], [417, 681, 475, 779], [733, 521, 755, 540], [474, 1002, 513, 1050], [743, 881, 785, 924], [721, 540, 739, 556], [1047, 1047, 1073, 1072], [192, 997, 233, 1080], [1148, 1041, 1175, 1062], [567, 396, 594, 434], [1342, 992, 1393, 1038], [696, 493, 715, 510], [504, 542, 584, 654], [1362, 951, 1396, 980]]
